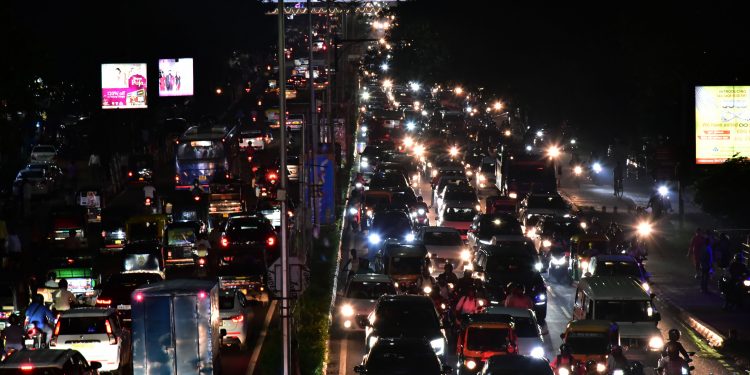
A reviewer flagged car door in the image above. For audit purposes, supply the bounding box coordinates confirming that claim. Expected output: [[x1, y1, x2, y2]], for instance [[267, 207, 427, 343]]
[[113, 314, 131, 366]]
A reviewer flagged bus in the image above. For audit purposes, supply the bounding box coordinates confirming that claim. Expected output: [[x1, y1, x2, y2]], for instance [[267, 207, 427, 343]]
[[174, 124, 239, 190], [496, 150, 556, 199]]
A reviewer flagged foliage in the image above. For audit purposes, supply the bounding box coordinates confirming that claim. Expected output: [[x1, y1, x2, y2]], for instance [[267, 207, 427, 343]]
[[693, 157, 750, 225]]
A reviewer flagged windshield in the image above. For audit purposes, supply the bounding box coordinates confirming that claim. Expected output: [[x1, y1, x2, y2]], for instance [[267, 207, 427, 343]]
[[466, 327, 511, 351], [595, 300, 651, 322], [422, 231, 462, 246], [388, 257, 424, 275], [364, 195, 390, 208], [444, 191, 476, 202], [442, 207, 476, 221], [167, 227, 196, 246], [508, 164, 555, 183], [347, 281, 396, 299], [512, 317, 539, 337], [596, 261, 641, 278], [542, 220, 580, 238], [128, 222, 159, 242], [57, 316, 107, 335], [373, 303, 439, 336], [565, 333, 610, 355], [527, 195, 568, 210], [486, 255, 534, 273], [479, 217, 522, 236], [176, 140, 225, 160]]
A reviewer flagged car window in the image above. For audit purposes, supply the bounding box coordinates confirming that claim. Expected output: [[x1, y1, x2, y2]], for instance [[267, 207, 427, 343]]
[[512, 316, 539, 337], [526, 195, 568, 210], [595, 261, 640, 278], [442, 207, 476, 221], [594, 300, 651, 321], [422, 231, 462, 246], [219, 295, 235, 310], [58, 316, 107, 335], [565, 332, 610, 355], [346, 281, 396, 299]]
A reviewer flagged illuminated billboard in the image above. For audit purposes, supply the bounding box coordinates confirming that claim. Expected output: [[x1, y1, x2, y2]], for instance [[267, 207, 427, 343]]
[[158, 58, 194, 97], [696, 86, 750, 164], [101, 63, 148, 109]]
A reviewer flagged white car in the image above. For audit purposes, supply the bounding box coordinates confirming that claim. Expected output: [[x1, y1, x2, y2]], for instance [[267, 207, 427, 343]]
[[30, 144, 57, 164], [416, 226, 471, 275], [484, 306, 546, 358], [335, 273, 397, 331], [437, 204, 478, 240], [51, 308, 131, 373], [220, 289, 254, 348]]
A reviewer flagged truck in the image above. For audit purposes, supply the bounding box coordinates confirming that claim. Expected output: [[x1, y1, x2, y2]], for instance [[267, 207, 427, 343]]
[[131, 279, 222, 375]]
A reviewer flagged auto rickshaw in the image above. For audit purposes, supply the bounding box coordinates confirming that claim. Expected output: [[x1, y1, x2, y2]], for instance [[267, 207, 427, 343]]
[[568, 233, 609, 281], [374, 240, 428, 294], [48, 206, 88, 249], [457, 314, 518, 374], [485, 195, 517, 215], [560, 320, 620, 371], [125, 214, 168, 244], [37, 267, 99, 306], [164, 221, 203, 268], [122, 240, 165, 274]]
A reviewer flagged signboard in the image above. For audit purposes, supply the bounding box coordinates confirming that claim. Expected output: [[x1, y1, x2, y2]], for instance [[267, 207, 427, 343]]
[[695, 86, 750, 164], [101, 63, 147, 109], [267, 256, 310, 298], [158, 58, 194, 96]]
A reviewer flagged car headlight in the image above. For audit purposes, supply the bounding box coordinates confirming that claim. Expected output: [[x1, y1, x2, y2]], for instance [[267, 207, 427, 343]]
[[551, 256, 566, 266], [461, 249, 471, 261], [361, 125, 368, 132], [349, 207, 358, 215], [478, 174, 485, 182], [536, 293, 546, 302], [530, 346, 544, 358], [559, 368, 570, 375], [431, 169, 438, 177], [341, 304, 354, 317], [613, 370, 624, 375], [429, 338, 445, 355], [405, 233, 415, 242], [368, 233, 381, 244], [440, 303, 446, 310], [744, 279, 750, 287], [596, 363, 606, 373], [508, 192, 517, 199], [534, 262, 543, 271], [542, 240, 552, 248], [649, 336, 664, 350], [366, 209, 373, 217], [641, 282, 651, 292], [466, 170, 473, 177], [465, 359, 477, 370], [526, 228, 537, 238], [368, 335, 378, 349], [475, 204, 481, 211], [423, 286, 432, 294], [581, 260, 589, 271]]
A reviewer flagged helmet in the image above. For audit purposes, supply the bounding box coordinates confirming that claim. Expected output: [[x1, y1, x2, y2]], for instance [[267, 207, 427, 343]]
[[33, 294, 44, 304], [444, 263, 454, 272], [417, 196, 424, 203], [508, 282, 524, 294], [559, 344, 571, 355], [668, 328, 680, 341]]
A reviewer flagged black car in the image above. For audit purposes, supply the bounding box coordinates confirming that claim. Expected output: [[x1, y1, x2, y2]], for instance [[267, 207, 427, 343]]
[[216, 214, 278, 266], [474, 244, 548, 320], [368, 171, 410, 191], [355, 338, 450, 375], [367, 210, 413, 256], [467, 213, 524, 249], [479, 355, 553, 375], [95, 271, 164, 324], [359, 295, 447, 359]]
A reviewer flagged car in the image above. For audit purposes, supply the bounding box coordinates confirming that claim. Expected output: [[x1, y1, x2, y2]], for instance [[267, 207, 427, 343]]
[[560, 320, 619, 371], [475, 157, 497, 189], [335, 273, 397, 331], [416, 226, 471, 275], [354, 338, 451, 375], [479, 354, 553, 375], [29, 144, 57, 164], [467, 213, 525, 250], [432, 176, 470, 213], [437, 204, 478, 240], [216, 214, 279, 265], [219, 289, 254, 348], [12, 168, 53, 196], [517, 192, 573, 231], [360, 145, 391, 174], [0, 349, 102, 374], [94, 271, 164, 324], [50, 308, 131, 373], [530, 215, 585, 253], [474, 244, 547, 320], [436, 185, 479, 217], [359, 295, 447, 359], [367, 210, 413, 257], [483, 306, 545, 358], [585, 255, 651, 291], [456, 314, 517, 374], [368, 170, 410, 191]]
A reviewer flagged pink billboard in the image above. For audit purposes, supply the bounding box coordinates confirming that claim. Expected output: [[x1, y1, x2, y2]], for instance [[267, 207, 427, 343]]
[[101, 63, 148, 109], [158, 58, 194, 97]]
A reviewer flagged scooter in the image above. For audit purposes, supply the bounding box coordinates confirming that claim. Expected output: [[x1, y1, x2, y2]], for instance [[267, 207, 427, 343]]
[[411, 207, 429, 227], [655, 353, 694, 375], [24, 322, 47, 349]]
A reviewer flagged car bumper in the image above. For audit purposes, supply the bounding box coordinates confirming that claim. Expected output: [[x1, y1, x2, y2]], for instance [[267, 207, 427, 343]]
[[57, 344, 120, 371], [220, 320, 247, 345]]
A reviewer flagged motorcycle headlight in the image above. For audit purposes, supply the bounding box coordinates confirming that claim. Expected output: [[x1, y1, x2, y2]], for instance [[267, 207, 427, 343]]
[[355, 182, 363, 189], [526, 228, 537, 238], [596, 363, 606, 373], [431, 170, 438, 177], [648, 336, 664, 350], [348, 207, 358, 215], [440, 303, 446, 310], [581, 260, 589, 271], [368, 233, 381, 244], [405, 233, 415, 242], [530, 346, 544, 358], [417, 208, 425, 215], [613, 370, 624, 375], [536, 293, 546, 302], [534, 262, 543, 271], [461, 249, 471, 261], [465, 359, 477, 370], [429, 338, 445, 355], [475, 204, 481, 211], [341, 304, 354, 317], [542, 240, 552, 248], [743, 279, 750, 287], [508, 192, 517, 199], [681, 367, 689, 375], [366, 209, 373, 217], [423, 286, 432, 294]]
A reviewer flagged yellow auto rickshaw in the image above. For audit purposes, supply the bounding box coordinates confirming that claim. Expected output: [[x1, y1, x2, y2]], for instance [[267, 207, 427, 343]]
[[569, 233, 609, 281], [560, 320, 620, 370], [125, 214, 169, 244]]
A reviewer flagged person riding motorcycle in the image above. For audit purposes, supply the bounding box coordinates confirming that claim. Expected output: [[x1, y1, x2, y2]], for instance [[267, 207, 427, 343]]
[[504, 282, 533, 309], [606, 345, 629, 373], [550, 344, 576, 372], [437, 262, 459, 286], [413, 196, 429, 211], [661, 329, 690, 365], [454, 287, 482, 316], [1, 314, 25, 352], [456, 269, 478, 296], [724, 253, 748, 310], [416, 265, 435, 293], [25, 294, 55, 343]]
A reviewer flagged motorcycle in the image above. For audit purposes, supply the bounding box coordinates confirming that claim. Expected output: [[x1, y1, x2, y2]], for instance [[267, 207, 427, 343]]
[[410, 206, 429, 227], [719, 274, 747, 309], [655, 352, 694, 375], [24, 322, 47, 349]]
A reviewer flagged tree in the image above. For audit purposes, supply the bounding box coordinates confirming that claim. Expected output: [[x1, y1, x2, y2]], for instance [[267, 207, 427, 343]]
[[693, 157, 750, 225]]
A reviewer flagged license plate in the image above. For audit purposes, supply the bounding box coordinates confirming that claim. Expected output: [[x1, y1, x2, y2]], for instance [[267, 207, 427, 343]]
[[199, 175, 207, 181], [117, 304, 131, 310], [138, 177, 144, 181], [24, 339, 33, 346], [114, 240, 122, 245], [72, 343, 95, 349]]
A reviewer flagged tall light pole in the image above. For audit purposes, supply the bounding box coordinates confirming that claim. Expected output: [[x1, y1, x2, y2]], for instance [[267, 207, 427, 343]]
[[276, 0, 291, 373]]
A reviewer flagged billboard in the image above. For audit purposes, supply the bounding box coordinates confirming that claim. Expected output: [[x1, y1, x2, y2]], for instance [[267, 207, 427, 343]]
[[101, 63, 147, 109], [158, 58, 194, 96], [695, 86, 750, 164]]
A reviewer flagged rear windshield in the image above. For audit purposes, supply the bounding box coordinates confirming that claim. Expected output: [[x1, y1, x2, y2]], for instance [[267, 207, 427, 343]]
[[565, 332, 610, 355], [347, 281, 396, 299], [442, 207, 476, 221], [219, 295, 235, 310], [595, 261, 640, 278], [58, 316, 108, 335], [422, 231, 462, 246], [167, 227, 196, 245], [466, 327, 511, 351], [512, 316, 540, 337], [444, 191, 476, 202]]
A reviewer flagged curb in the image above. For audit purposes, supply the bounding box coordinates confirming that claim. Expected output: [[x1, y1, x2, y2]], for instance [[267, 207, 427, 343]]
[[653, 292, 726, 348]]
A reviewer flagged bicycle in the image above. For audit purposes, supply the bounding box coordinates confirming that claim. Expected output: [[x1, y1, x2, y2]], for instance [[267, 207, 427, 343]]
[[614, 178, 624, 198]]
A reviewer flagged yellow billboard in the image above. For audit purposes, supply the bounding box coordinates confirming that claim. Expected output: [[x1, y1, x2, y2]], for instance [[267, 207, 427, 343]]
[[695, 86, 750, 164]]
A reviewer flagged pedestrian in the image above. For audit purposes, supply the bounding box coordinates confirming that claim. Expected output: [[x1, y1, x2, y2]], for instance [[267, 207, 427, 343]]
[[88, 152, 101, 181], [343, 248, 359, 280], [699, 237, 713, 293], [716, 233, 731, 269], [687, 228, 705, 279]]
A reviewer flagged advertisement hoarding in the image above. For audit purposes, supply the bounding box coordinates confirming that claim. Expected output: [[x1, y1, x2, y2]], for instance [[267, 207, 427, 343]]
[[695, 86, 750, 164], [158, 58, 194, 97], [101, 63, 147, 109]]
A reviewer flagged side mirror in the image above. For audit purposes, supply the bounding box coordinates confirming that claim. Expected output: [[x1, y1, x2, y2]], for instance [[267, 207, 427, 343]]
[[89, 361, 102, 370], [354, 365, 366, 374], [220, 328, 227, 338], [356, 316, 370, 328]]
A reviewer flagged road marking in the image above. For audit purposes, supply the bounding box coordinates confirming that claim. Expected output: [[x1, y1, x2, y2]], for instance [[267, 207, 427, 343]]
[[247, 300, 278, 375], [338, 333, 349, 375]]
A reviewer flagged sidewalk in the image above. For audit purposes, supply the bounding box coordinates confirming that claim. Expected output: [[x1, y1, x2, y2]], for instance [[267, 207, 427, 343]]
[[558, 169, 750, 365]]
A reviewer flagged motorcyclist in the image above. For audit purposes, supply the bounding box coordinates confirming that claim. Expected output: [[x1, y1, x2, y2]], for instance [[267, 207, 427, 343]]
[[454, 287, 481, 316], [503, 282, 533, 309], [0, 314, 25, 352], [416, 265, 435, 293], [647, 190, 665, 218], [607, 222, 624, 252], [550, 344, 576, 372], [354, 173, 366, 189], [24, 294, 55, 343], [436, 262, 459, 287], [725, 254, 748, 310], [413, 196, 429, 212], [606, 345, 629, 372], [455, 269, 477, 296], [662, 329, 690, 364]]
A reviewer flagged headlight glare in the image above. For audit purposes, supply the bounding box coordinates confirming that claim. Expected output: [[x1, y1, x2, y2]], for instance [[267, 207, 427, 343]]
[[341, 304, 354, 317]]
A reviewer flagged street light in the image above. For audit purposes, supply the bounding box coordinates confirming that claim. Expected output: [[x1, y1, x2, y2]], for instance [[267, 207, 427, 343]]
[[454, 86, 464, 95], [504, 130, 512, 137], [410, 82, 421, 92], [380, 63, 389, 72], [547, 146, 561, 159], [382, 79, 393, 89], [361, 91, 371, 101], [449, 146, 459, 157], [493, 101, 503, 111]]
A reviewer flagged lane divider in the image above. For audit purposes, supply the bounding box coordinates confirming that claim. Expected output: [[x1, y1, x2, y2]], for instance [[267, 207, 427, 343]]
[[247, 300, 278, 375]]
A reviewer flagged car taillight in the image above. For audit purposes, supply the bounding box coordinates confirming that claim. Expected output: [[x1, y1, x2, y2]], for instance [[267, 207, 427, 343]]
[[135, 293, 144, 302], [128, 171, 133, 177], [221, 236, 229, 248], [175, 175, 180, 182], [198, 258, 206, 265], [20, 364, 33, 371], [105, 320, 117, 345], [231, 314, 244, 323], [96, 298, 112, 306], [267, 236, 276, 247]]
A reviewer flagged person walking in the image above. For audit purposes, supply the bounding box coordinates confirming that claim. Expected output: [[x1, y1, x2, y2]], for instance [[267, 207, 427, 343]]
[[699, 237, 714, 293], [687, 228, 705, 279], [343, 249, 359, 280], [88, 152, 101, 182]]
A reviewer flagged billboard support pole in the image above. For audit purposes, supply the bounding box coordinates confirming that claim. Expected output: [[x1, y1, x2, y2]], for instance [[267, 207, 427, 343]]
[[277, 0, 291, 373]]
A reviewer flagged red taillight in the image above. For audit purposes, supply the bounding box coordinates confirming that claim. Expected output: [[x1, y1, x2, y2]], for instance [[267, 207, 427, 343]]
[[175, 175, 180, 182], [193, 195, 201, 201], [198, 291, 207, 299], [145, 197, 151, 206], [128, 171, 133, 177], [231, 314, 244, 323], [267, 236, 276, 247], [220, 236, 229, 248], [198, 258, 206, 265], [53, 320, 60, 336], [105, 320, 117, 344], [105, 319, 112, 335], [135, 293, 144, 302], [96, 298, 112, 306], [20, 365, 33, 371], [67, 258, 74, 265]]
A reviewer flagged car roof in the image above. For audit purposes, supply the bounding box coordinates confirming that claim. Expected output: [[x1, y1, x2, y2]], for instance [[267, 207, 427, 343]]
[[0, 349, 79, 368], [483, 306, 535, 319], [369, 337, 435, 352], [481, 242, 535, 254], [350, 273, 393, 283], [60, 307, 116, 318], [591, 255, 637, 263], [577, 276, 650, 300]]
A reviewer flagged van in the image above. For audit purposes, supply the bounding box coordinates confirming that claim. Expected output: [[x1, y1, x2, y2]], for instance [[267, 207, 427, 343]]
[[573, 276, 663, 356]]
